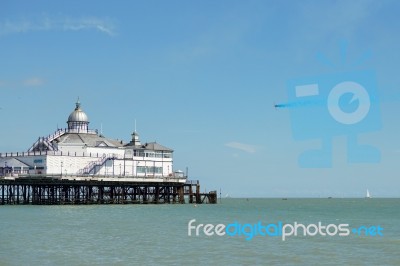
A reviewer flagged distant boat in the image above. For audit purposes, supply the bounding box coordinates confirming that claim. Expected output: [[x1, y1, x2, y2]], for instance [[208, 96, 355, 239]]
[[366, 189, 372, 198], [225, 193, 231, 198]]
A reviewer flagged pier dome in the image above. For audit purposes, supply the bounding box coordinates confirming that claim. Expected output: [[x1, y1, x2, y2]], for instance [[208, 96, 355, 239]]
[[67, 100, 89, 132]]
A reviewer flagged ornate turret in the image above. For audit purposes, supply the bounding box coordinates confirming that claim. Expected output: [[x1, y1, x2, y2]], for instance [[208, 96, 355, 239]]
[[130, 131, 141, 146], [67, 99, 89, 133]]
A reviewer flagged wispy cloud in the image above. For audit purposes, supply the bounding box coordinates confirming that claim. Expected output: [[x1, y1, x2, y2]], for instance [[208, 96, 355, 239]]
[[225, 142, 258, 153], [0, 77, 45, 89], [0, 16, 117, 36], [23, 77, 45, 87]]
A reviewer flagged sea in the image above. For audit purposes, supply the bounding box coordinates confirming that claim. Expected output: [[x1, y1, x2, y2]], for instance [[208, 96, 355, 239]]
[[0, 198, 399, 265]]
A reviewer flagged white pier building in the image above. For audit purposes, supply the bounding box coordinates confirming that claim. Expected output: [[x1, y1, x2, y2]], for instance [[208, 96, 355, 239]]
[[0, 101, 185, 182]]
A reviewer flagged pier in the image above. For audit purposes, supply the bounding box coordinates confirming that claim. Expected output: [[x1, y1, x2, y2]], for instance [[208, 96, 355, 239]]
[[0, 178, 217, 205], [0, 101, 217, 205]]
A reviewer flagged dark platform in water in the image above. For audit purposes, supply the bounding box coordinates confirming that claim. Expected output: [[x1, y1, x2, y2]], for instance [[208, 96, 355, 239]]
[[0, 178, 217, 205]]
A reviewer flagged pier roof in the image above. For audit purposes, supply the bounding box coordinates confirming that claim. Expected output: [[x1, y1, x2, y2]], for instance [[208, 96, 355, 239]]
[[126, 142, 173, 152], [55, 133, 124, 148], [0, 158, 30, 168]]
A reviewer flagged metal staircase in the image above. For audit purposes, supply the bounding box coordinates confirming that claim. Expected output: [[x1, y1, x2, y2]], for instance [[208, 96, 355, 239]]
[[28, 129, 67, 152], [78, 154, 116, 175]]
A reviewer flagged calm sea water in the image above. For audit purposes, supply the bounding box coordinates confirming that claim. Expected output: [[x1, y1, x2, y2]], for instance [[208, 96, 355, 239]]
[[0, 198, 399, 265]]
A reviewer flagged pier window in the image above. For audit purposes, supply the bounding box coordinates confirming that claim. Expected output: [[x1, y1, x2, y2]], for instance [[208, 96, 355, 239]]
[[137, 166, 146, 173], [149, 167, 162, 174], [13, 167, 21, 173], [136, 166, 163, 174], [134, 150, 145, 157]]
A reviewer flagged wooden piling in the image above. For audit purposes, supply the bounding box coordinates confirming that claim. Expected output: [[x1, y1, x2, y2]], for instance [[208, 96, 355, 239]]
[[0, 178, 217, 205]]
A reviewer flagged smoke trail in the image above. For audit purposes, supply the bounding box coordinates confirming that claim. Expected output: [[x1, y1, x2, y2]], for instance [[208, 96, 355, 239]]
[[274, 99, 323, 109]]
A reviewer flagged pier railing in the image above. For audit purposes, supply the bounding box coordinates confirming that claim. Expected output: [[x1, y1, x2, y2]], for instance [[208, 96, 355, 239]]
[[0, 173, 190, 182], [0, 150, 121, 159]]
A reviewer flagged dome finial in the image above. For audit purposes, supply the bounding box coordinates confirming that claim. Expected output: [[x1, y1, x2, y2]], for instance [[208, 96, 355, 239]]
[[75, 97, 81, 110]]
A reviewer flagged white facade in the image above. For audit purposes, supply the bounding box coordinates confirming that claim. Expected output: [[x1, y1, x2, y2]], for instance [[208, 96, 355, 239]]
[[0, 101, 183, 182]]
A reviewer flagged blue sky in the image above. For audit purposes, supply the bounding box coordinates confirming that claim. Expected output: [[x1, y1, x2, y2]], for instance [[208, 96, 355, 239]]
[[1, 0, 399, 197]]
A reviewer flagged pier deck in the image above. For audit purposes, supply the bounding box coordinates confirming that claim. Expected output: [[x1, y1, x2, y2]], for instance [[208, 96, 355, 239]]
[[0, 178, 217, 205]]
